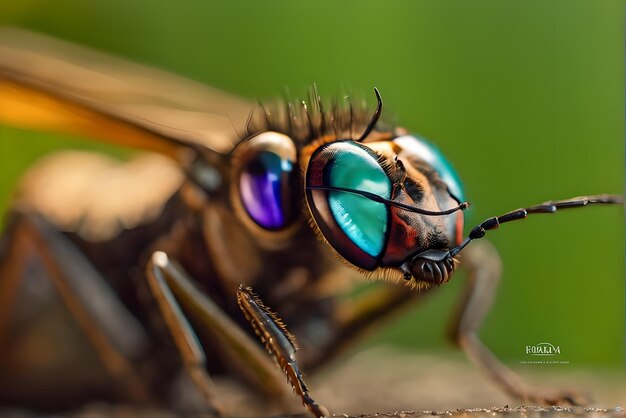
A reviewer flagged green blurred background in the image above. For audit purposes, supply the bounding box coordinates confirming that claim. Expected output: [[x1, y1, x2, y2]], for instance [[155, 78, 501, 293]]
[[0, 0, 623, 373]]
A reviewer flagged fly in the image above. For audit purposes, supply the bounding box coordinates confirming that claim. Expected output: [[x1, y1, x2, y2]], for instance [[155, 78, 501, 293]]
[[0, 28, 622, 417]]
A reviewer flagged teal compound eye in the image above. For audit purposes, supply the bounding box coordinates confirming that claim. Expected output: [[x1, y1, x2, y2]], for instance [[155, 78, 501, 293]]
[[305, 141, 392, 270], [394, 135, 464, 202]]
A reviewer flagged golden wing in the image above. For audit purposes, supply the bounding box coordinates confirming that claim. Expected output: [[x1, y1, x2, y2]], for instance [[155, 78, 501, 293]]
[[0, 27, 254, 159], [0, 27, 257, 240]]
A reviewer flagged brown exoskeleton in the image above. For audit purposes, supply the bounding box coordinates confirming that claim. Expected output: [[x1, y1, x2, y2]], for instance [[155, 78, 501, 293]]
[[0, 28, 622, 417]]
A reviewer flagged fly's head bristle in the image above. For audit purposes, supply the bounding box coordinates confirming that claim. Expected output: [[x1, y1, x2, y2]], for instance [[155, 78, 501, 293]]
[[241, 87, 392, 149]]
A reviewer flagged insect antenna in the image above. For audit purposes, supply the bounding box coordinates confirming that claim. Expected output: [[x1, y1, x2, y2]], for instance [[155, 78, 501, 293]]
[[448, 194, 623, 258], [306, 185, 469, 216], [357, 87, 383, 142]]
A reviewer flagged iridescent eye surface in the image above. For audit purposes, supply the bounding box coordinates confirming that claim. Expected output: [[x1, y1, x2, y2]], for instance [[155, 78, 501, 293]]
[[394, 135, 464, 201], [305, 141, 391, 270], [234, 132, 298, 230]]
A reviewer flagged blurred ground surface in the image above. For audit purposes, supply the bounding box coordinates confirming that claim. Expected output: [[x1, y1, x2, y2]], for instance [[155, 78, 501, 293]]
[[312, 347, 625, 415], [1, 347, 624, 418], [342, 406, 626, 418]]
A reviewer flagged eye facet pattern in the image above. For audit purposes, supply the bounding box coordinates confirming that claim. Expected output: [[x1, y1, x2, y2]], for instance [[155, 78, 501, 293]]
[[326, 145, 391, 257], [306, 141, 392, 270]]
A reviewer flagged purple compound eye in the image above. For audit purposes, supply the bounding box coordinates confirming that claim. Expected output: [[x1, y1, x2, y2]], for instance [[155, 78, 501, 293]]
[[233, 132, 298, 230]]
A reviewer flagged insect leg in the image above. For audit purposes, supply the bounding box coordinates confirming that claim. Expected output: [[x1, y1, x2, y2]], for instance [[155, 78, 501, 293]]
[[146, 252, 289, 413], [0, 215, 31, 347], [237, 286, 329, 418], [0, 212, 150, 404], [145, 252, 222, 415], [450, 240, 587, 406]]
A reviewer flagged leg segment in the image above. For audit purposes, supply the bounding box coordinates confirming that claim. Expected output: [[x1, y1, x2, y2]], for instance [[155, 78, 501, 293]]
[[145, 252, 221, 414], [145, 252, 288, 411], [0, 213, 150, 403], [0, 216, 31, 348], [450, 240, 587, 406], [237, 286, 328, 418]]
